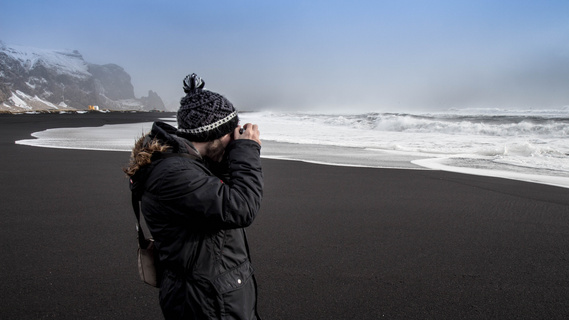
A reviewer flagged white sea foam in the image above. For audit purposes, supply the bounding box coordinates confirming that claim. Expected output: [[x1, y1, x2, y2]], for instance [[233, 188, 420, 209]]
[[15, 110, 569, 188]]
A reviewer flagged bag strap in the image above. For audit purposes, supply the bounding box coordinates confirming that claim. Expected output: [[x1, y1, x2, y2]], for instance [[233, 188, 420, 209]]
[[132, 192, 148, 248]]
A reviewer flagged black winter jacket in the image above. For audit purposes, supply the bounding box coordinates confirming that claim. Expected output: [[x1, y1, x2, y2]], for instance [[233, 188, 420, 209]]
[[130, 122, 263, 320]]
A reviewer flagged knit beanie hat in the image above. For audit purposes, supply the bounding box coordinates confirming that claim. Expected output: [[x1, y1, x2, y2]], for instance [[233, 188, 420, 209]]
[[176, 73, 239, 142]]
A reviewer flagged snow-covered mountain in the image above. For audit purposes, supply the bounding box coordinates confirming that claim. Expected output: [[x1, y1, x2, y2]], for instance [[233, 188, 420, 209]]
[[0, 41, 165, 112]]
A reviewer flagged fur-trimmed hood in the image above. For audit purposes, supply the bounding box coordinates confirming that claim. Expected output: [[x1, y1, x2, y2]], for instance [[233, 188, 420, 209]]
[[124, 121, 201, 179]]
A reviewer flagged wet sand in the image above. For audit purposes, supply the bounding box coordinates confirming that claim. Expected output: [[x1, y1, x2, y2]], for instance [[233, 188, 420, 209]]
[[1, 112, 568, 319]]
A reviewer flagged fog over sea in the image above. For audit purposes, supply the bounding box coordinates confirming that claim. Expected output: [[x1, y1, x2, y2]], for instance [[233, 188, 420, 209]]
[[16, 108, 569, 189]]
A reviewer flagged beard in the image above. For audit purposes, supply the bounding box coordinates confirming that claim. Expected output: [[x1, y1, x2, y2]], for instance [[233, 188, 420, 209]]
[[204, 139, 226, 163]]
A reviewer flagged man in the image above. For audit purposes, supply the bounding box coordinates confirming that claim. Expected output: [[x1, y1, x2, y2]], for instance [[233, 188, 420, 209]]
[[125, 73, 263, 319]]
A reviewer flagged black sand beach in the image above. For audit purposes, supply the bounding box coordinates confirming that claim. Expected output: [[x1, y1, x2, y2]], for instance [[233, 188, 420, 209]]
[[1, 112, 568, 319]]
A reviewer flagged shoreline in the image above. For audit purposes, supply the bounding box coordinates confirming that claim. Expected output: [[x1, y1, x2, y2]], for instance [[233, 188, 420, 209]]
[[11, 112, 569, 189]]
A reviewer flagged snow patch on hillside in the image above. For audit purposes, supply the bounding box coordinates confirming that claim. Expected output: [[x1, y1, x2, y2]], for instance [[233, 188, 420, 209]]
[[3, 43, 90, 78]]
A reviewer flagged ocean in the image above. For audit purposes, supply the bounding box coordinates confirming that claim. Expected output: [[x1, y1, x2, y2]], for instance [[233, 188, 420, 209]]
[[15, 108, 569, 188]]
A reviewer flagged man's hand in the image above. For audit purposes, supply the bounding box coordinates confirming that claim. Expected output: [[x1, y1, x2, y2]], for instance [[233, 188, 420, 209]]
[[234, 123, 261, 145]]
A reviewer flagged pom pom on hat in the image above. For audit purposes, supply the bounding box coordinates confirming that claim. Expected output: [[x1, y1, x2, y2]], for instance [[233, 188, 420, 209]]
[[176, 73, 238, 142], [183, 73, 205, 94]]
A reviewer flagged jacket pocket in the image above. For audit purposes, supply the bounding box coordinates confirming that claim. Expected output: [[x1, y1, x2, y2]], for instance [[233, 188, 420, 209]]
[[210, 261, 254, 294], [210, 261, 257, 319]]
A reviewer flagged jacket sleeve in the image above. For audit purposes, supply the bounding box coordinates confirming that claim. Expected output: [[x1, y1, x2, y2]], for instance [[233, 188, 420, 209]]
[[159, 140, 263, 229]]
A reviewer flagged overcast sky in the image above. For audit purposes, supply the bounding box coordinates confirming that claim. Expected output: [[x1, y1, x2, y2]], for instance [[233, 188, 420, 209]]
[[2, 0, 568, 112]]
